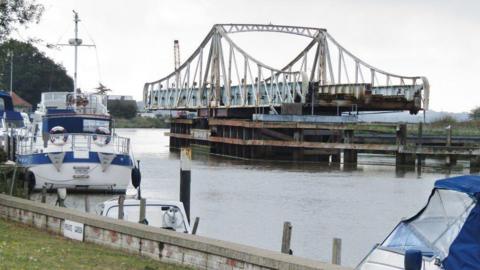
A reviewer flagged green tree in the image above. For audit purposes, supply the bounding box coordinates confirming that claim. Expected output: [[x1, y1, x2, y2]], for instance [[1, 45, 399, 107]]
[[107, 99, 138, 119], [470, 106, 480, 120], [0, 39, 73, 105], [0, 0, 44, 41]]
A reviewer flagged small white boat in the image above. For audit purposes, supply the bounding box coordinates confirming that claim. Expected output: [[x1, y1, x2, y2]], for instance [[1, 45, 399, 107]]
[[356, 175, 480, 270], [98, 198, 192, 234]]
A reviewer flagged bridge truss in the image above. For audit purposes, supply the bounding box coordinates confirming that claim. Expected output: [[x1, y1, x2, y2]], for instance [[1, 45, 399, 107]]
[[143, 24, 429, 115]]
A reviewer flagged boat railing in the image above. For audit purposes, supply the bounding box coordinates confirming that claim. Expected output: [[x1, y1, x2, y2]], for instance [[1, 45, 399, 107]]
[[16, 133, 130, 156]]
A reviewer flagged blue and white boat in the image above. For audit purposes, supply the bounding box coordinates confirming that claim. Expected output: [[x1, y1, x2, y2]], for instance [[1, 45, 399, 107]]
[[16, 92, 138, 192], [0, 90, 27, 157], [357, 175, 480, 270], [14, 11, 140, 193]]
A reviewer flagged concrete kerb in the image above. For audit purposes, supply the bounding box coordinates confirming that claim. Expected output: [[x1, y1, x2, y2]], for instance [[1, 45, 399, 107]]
[[0, 194, 350, 270]]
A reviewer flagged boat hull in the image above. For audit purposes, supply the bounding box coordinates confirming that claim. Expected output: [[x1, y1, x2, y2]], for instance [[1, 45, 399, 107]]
[[17, 152, 133, 192]]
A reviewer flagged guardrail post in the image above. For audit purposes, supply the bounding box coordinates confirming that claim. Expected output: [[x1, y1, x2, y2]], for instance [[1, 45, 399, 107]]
[[332, 237, 342, 265], [281, 221, 293, 254]]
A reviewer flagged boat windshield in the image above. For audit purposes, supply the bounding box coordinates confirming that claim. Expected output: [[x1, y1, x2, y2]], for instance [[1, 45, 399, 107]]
[[105, 204, 188, 233], [382, 189, 475, 259]]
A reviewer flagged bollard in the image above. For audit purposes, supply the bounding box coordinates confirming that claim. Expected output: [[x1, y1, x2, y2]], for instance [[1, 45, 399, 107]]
[[84, 195, 90, 213], [118, 195, 125, 220], [332, 238, 342, 265], [281, 221, 293, 254], [192, 217, 200, 235], [139, 198, 147, 224], [180, 148, 191, 223], [41, 186, 47, 203]]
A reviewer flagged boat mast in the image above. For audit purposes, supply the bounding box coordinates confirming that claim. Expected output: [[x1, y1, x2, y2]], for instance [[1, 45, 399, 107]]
[[73, 10, 79, 97]]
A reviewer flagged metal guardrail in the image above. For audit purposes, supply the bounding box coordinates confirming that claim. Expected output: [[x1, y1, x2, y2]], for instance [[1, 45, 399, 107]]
[[16, 133, 130, 155]]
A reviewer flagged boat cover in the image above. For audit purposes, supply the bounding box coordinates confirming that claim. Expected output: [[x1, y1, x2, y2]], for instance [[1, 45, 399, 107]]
[[435, 175, 480, 196], [438, 175, 480, 270]]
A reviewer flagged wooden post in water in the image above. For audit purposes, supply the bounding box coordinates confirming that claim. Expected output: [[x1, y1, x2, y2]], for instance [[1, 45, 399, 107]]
[[180, 148, 192, 223], [41, 186, 47, 203], [139, 198, 146, 224], [416, 122, 423, 173], [118, 195, 125, 220], [192, 217, 200, 235], [332, 237, 342, 265], [281, 221, 292, 254], [445, 125, 456, 166]]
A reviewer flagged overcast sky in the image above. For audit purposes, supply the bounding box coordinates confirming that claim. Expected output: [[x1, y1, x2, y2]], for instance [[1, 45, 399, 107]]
[[14, 0, 480, 112]]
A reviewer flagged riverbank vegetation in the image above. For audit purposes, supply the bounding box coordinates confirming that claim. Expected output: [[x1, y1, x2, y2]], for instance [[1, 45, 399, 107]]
[[114, 116, 169, 128], [0, 218, 188, 269]]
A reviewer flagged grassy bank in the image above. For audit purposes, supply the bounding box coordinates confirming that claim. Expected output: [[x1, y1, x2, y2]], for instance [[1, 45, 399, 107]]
[[0, 218, 188, 270], [114, 116, 169, 128]]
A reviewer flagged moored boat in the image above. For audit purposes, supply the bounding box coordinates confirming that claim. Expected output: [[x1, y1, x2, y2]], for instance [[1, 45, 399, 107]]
[[14, 11, 140, 193], [16, 91, 138, 192], [356, 175, 480, 270]]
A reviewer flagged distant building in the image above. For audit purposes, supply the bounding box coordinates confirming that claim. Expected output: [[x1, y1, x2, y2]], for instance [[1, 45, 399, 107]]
[[11, 92, 32, 113], [107, 95, 134, 101]]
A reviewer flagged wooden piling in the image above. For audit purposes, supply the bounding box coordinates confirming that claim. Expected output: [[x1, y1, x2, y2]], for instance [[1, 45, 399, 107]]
[[23, 180, 29, 199], [471, 156, 480, 174], [192, 217, 200, 235], [84, 195, 90, 213], [139, 198, 146, 224], [9, 165, 17, 196], [331, 238, 342, 265], [180, 148, 192, 223], [41, 186, 47, 203], [281, 221, 292, 255], [118, 195, 125, 220]]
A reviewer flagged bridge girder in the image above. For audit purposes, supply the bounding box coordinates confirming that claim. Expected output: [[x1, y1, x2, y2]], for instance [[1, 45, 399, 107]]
[[143, 24, 429, 114]]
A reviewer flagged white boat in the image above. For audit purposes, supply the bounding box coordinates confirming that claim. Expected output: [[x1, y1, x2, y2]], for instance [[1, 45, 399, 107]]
[[98, 198, 192, 234], [14, 11, 140, 193], [15, 92, 138, 192], [356, 175, 480, 270]]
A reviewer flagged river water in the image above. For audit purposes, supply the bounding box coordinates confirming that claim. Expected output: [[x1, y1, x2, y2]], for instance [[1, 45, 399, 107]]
[[35, 128, 470, 267]]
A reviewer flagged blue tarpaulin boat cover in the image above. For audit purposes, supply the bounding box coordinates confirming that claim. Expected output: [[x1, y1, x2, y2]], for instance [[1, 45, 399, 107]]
[[436, 175, 480, 196], [437, 175, 480, 270]]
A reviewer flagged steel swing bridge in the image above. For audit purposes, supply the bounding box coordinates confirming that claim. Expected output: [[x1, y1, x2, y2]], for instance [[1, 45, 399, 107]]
[[143, 24, 429, 116]]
